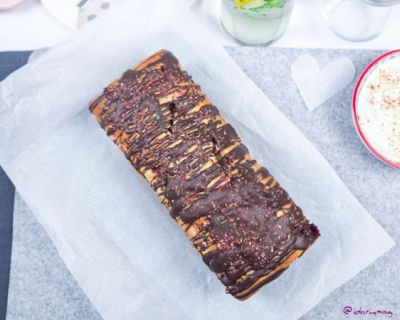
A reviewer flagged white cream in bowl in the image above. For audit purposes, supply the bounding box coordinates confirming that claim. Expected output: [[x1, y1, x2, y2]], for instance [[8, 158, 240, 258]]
[[356, 52, 400, 165]]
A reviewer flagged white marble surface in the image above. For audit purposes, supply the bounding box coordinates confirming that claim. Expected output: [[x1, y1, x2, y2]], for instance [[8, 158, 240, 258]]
[[1, 0, 400, 51]]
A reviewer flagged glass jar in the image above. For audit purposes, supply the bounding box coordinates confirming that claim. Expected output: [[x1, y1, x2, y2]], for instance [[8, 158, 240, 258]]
[[220, 0, 295, 46], [322, 0, 400, 42]]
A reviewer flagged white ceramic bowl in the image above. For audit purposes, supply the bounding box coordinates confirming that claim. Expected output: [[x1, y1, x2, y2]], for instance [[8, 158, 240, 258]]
[[352, 49, 400, 170]]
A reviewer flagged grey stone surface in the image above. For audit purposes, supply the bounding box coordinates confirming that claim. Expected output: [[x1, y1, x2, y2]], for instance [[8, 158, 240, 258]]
[[226, 47, 399, 319], [6, 47, 399, 320], [6, 194, 101, 320]]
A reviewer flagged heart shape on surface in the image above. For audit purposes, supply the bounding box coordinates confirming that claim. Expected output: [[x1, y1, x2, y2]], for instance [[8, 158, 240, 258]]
[[291, 54, 356, 112]]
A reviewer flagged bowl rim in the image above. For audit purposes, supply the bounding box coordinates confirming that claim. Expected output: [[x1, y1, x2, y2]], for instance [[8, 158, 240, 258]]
[[352, 49, 400, 170]]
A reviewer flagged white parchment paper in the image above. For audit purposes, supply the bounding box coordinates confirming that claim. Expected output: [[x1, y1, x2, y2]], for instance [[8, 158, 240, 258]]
[[0, 1, 395, 319]]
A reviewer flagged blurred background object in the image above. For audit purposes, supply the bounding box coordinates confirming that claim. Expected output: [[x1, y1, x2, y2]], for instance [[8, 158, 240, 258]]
[[40, 0, 113, 28], [322, 0, 400, 41], [0, 1, 400, 52]]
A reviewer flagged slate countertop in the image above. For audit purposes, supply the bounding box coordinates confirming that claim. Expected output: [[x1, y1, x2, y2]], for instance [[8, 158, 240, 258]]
[[0, 51, 31, 320]]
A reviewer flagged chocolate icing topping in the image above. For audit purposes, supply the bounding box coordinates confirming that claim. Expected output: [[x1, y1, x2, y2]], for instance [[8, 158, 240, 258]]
[[90, 50, 320, 299]]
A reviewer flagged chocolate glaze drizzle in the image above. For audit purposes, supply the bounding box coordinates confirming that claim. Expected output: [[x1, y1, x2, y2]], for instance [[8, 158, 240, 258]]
[[90, 50, 320, 299]]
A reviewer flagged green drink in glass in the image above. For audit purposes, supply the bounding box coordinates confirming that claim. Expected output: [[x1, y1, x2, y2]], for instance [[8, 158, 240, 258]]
[[220, 0, 295, 45]]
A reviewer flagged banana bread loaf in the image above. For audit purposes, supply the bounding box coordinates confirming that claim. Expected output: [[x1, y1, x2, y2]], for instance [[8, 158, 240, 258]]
[[89, 50, 320, 300]]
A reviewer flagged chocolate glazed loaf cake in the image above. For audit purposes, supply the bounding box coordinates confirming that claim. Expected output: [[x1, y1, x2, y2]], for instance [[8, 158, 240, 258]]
[[89, 50, 320, 300]]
